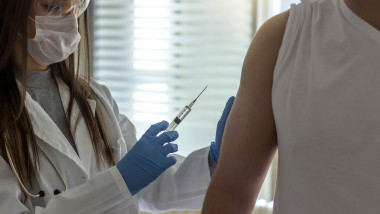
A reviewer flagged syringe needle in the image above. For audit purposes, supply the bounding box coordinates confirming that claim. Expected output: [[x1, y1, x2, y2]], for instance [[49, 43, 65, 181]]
[[189, 85, 208, 108], [165, 86, 208, 132]]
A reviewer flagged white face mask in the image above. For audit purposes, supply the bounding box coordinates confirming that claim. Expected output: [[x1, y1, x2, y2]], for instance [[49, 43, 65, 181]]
[[27, 14, 81, 66]]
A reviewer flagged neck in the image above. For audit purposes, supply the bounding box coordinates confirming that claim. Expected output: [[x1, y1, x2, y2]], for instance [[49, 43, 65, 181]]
[[344, 0, 380, 30], [27, 53, 49, 71]]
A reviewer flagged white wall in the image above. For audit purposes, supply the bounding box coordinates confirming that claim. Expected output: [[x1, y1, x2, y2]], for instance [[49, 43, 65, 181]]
[[281, 0, 300, 11], [257, 0, 300, 28]]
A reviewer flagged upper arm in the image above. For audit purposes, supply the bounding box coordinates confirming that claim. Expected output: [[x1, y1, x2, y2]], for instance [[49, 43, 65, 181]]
[[224, 10, 290, 170], [206, 10, 289, 210]]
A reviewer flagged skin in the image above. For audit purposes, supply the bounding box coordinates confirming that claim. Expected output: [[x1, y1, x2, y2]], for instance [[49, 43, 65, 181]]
[[12, 0, 77, 71], [345, 0, 380, 30], [201, 0, 380, 213]]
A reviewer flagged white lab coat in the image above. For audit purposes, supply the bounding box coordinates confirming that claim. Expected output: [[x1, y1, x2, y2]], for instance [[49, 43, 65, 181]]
[[0, 78, 212, 213]]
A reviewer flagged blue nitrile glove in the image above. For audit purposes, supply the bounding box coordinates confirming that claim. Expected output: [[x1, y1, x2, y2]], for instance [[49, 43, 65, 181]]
[[209, 96, 235, 164], [116, 121, 179, 196]]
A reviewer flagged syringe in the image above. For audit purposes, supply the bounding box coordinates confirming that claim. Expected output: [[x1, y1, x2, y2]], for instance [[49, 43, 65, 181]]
[[165, 86, 208, 132]]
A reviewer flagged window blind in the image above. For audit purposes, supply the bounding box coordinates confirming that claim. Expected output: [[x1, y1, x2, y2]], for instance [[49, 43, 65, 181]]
[[92, 0, 253, 156]]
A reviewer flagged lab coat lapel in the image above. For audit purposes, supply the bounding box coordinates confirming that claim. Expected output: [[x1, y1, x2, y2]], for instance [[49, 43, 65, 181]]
[[23, 91, 87, 174], [56, 79, 96, 175]]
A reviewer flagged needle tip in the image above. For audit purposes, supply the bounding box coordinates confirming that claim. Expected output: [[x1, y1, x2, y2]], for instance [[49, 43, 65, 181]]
[[189, 86, 208, 107]]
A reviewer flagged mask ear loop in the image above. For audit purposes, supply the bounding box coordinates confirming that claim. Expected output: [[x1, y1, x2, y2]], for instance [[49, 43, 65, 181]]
[[17, 32, 23, 39], [63, 5, 80, 18], [15, 16, 43, 40], [8, 18, 29, 39], [21, 16, 39, 40], [28, 16, 38, 24]]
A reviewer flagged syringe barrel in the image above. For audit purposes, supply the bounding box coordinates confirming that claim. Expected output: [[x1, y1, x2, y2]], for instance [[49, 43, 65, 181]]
[[165, 105, 192, 132]]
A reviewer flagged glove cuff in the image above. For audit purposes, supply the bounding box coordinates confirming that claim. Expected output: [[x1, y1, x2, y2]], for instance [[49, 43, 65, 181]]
[[116, 162, 138, 196], [209, 141, 218, 164]]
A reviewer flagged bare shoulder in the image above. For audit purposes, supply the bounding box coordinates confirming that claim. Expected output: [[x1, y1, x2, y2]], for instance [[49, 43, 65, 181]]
[[238, 10, 289, 95], [242, 11, 290, 78], [258, 10, 290, 39], [252, 10, 290, 50]]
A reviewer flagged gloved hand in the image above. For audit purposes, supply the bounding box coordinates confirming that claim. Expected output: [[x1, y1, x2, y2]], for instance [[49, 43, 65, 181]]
[[116, 121, 179, 196], [209, 96, 235, 164]]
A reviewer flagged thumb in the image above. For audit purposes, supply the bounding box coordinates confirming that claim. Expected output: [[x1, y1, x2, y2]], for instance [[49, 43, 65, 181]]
[[221, 96, 235, 120], [217, 96, 235, 129]]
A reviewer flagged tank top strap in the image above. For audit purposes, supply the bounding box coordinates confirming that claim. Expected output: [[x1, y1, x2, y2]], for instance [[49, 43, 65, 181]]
[[274, 0, 310, 78]]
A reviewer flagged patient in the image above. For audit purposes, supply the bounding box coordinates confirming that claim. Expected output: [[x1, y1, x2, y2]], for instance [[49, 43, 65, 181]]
[[202, 0, 380, 213]]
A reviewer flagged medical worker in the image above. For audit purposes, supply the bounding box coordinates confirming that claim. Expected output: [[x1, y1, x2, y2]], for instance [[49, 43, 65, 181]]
[[0, 0, 235, 213]]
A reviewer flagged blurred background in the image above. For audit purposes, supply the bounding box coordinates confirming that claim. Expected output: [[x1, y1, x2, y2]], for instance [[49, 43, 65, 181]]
[[89, 0, 299, 213]]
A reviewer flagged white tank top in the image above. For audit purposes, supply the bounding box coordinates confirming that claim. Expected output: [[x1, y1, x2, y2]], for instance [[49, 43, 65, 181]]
[[272, 0, 380, 213]]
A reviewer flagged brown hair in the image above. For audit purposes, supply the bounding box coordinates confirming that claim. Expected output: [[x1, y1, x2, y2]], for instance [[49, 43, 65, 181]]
[[0, 0, 115, 198]]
